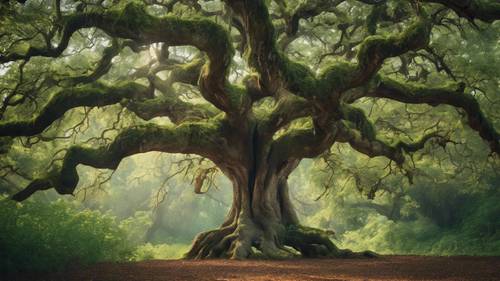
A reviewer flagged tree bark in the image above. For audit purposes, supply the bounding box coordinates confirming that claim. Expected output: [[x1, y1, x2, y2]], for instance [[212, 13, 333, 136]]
[[185, 149, 374, 259]]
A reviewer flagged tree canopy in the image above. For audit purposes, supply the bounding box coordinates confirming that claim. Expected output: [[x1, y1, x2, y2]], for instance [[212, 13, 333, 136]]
[[0, 0, 499, 259]]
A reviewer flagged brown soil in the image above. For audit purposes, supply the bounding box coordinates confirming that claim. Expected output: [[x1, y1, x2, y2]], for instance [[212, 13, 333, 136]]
[[3, 256, 500, 281]]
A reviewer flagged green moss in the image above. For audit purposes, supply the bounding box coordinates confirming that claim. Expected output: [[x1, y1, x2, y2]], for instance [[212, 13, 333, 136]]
[[318, 62, 357, 94], [175, 119, 223, 148], [226, 83, 250, 110], [284, 225, 340, 256], [252, 97, 278, 122], [340, 105, 376, 141], [280, 57, 318, 98], [272, 117, 314, 142], [161, 16, 233, 63], [357, 14, 431, 69], [32, 82, 148, 131], [113, 1, 156, 30], [179, 58, 204, 73], [380, 76, 459, 99]]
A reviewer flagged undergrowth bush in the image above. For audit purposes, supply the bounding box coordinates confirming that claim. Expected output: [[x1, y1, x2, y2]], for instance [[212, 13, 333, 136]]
[[0, 197, 133, 272], [337, 190, 500, 256], [133, 243, 190, 260]]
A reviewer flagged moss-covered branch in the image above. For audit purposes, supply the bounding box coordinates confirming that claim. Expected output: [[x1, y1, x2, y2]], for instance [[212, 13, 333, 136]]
[[0, 82, 150, 137], [335, 120, 449, 165], [1, 3, 242, 115], [362, 77, 500, 154], [422, 0, 500, 22], [225, 0, 431, 107], [225, 0, 435, 162], [256, 92, 312, 138], [63, 39, 129, 86], [272, 100, 453, 163], [355, 0, 500, 23], [0, 16, 86, 64], [320, 13, 432, 100], [83, 3, 239, 114], [125, 58, 219, 124], [281, 0, 343, 36], [338, 102, 457, 162], [12, 121, 224, 201], [271, 120, 338, 160], [123, 97, 218, 124]]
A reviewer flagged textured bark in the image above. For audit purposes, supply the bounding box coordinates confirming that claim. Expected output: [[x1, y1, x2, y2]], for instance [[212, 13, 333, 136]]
[[185, 126, 373, 259], [185, 167, 376, 259], [185, 162, 347, 259]]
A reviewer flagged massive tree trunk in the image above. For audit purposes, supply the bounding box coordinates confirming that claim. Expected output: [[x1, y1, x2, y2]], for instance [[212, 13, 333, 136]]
[[185, 126, 372, 259], [185, 166, 374, 259]]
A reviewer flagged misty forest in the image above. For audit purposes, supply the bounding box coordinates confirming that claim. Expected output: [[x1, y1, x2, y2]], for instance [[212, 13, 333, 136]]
[[0, 0, 499, 278]]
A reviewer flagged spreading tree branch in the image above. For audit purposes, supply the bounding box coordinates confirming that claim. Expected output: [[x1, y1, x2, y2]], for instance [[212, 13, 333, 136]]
[[0, 81, 150, 137], [421, 0, 500, 23], [361, 77, 500, 154], [225, 0, 432, 114], [335, 120, 450, 165], [12, 121, 224, 201], [1, 3, 244, 115]]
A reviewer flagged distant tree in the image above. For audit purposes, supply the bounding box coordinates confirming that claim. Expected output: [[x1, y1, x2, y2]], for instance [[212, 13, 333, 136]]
[[0, 0, 498, 259]]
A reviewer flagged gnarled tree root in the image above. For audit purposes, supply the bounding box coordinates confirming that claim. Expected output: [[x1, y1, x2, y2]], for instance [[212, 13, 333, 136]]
[[284, 225, 377, 258], [184, 223, 377, 259]]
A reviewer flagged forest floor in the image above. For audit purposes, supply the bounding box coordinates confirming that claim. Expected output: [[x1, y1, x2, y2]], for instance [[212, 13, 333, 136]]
[[3, 256, 500, 281]]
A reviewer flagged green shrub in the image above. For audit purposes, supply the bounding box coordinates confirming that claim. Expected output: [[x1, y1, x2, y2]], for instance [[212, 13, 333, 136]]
[[337, 191, 500, 256], [0, 197, 133, 272], [133, 243, 190, 260]]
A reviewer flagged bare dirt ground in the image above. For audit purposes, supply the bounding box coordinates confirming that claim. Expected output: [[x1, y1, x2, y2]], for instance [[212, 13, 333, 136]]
[[3, 256, 500, 281]]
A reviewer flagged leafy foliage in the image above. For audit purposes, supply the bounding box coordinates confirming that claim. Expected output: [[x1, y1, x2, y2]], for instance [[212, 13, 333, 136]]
[[0, 196, 133, 272], [290, 140, 500, 256], [338, 189, 500, 256], [133, 243, 190, 260]]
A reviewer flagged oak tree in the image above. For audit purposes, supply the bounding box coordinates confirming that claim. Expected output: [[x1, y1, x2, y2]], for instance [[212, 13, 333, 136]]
[[0, 0, 499, 259]]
